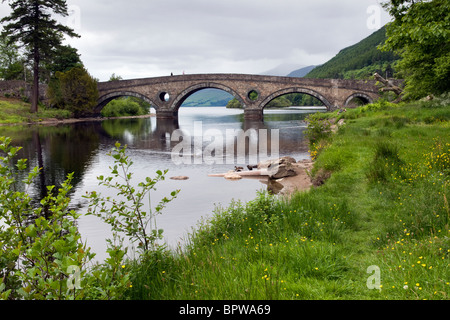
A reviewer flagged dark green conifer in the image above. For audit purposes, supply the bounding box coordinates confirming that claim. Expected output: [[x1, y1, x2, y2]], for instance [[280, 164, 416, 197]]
[[1, 0, 80, 112]]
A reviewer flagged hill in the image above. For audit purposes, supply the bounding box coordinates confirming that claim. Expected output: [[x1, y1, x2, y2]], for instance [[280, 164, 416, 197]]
[[287, 65, 317, 78], [181, 88, 233, 107], [304, 26, 399, 80]]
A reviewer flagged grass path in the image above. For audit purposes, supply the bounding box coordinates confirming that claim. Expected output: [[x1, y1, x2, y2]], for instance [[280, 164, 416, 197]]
[[124, 97, 449, 300]]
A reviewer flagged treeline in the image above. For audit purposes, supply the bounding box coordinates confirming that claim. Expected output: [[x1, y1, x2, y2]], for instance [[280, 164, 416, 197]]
[[226, 93, 323, 109], [305, 26, 399, 80], [380, 0, 450, 99], [0, 0, 144, 118]]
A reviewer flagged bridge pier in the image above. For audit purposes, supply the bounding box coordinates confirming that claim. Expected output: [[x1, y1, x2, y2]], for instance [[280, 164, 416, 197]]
[[156, 109, 179, 119], [244, 109, 263, 121]]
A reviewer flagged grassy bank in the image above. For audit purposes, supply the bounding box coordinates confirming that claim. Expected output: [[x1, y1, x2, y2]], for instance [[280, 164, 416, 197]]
[[0, 98, 154, 125], [0, 98, 73, 124], [125, 95, 449, 300]]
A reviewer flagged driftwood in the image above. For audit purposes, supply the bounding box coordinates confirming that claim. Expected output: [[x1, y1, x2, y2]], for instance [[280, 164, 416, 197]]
[[374, 72, 403, 102]]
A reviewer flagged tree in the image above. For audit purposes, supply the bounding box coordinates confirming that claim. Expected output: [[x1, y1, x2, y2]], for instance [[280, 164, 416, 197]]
[[1, 0, 80, 113], [380, 0, 450, 99], [0, 34, 24, 80], [48, 67, 99, 116], [44, 45, 83, 80], [226, 98, 243, 109], [109, 73, 123, 81]]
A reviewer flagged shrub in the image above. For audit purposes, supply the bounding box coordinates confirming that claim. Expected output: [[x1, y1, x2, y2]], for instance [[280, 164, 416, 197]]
[[305, 115, 332, 145], [101, 98, 142, 117], [0, 136, 95, 299], [47, 67, 99, 117], [84, 142, 180, 254]]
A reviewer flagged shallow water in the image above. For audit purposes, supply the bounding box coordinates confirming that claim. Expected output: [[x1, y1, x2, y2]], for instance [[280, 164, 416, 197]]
[[0, 106, 318, 261]]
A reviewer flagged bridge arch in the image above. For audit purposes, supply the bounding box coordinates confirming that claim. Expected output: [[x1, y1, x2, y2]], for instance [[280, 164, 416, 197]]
[[344, 92, 374, 107], [259, 88, 333, 111], [96, 91, 158, 113], [170, 82, 246, 112]]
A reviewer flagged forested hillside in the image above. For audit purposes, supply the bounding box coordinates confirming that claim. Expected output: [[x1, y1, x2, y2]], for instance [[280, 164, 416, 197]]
[[305, 26, 399, 80], [181, 88, 233, 107]]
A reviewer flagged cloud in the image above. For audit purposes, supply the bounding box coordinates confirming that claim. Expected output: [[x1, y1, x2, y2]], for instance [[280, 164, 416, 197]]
[[0, 0, 391, 81]]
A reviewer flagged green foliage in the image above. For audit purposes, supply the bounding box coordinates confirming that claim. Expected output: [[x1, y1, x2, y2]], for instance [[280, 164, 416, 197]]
[[1, 0, 80, 112], [48, 67, 99, 116], [44, 45, 83, 79], [109, 73, 123, 81], [266, 94, 324, 108], [101, 97, 151, 117], [366, 140, 403, 183], [0, 99, 72, 124], [85, 142, 180, 254], [182, 88, 233, 107], [0, 136, 95, 299], [0, 35, 24, 80], [226, 98, 243, 109], [304, 114, 332, 145], [380, 0, 450, 98], [306, 26, 399, 79], [0, 137, 178, 300], [227, 93, 324, 109]]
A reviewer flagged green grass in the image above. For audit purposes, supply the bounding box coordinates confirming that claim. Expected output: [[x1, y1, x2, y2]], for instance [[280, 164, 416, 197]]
[[124, 95, 450, 300], [0, 98, 72, 124]]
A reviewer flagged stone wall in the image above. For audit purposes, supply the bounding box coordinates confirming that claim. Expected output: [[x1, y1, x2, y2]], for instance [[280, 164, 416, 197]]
[[0, 80, 48, 103]]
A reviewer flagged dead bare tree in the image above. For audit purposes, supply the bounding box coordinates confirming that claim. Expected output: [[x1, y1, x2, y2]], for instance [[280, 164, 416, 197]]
[[374, 72, 404, 103]]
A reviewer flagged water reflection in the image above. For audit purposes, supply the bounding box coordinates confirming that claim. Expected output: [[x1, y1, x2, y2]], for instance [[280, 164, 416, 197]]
[[0, 107, 317, 258]]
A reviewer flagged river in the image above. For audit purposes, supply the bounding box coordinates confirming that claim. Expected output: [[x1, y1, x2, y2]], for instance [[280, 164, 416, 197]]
[[0, 106, 321, 261]]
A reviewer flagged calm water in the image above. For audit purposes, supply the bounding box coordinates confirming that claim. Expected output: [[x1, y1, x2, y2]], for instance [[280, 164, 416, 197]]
[[1, 106, 319, 261]]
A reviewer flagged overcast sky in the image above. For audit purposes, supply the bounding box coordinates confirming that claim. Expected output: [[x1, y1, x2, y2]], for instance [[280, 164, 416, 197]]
[[0, 0, 391, 81]]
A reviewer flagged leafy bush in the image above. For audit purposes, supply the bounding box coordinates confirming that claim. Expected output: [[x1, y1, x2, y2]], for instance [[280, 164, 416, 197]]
[[0, 137, 177, 300], [84, 142, 180, 254], [0, 136, 95, 299], [101, 98, 143, 117], [305, 115, 332, 145], [47, 67, 99, 117]]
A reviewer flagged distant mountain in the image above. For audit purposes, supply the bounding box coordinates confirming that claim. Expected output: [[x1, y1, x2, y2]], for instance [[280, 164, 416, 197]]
[[287, 65, 318, 78], [305, 26, 399, 80], [261, 63, 306, 76], [181, 88, 233, 107]]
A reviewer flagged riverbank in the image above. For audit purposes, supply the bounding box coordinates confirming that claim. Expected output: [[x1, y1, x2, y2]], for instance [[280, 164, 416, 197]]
[[0, 97, 154, 126], [208, 157, 314, 196], [125, 96, 450, 300], [25, 113, 155, 126]]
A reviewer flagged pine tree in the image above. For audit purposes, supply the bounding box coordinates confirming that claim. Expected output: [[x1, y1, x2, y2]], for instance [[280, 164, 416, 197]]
[[1, 0, 79, 113]]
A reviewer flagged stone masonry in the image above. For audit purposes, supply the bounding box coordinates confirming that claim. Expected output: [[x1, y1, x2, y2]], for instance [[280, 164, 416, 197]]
[[97, 74, 381, 120]]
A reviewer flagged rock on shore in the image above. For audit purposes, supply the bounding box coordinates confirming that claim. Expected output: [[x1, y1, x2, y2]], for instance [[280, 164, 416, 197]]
[[208, 156, 314, 195], [257, 156, 298, 179], [269, 159, 314, 195]]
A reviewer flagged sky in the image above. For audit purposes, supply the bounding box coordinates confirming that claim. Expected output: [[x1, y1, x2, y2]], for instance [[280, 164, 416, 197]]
[[0, 0, 391, 81]]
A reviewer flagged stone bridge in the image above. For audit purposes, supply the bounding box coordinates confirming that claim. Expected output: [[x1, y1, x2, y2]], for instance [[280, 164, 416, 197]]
[[96, 74, 381, 120]]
